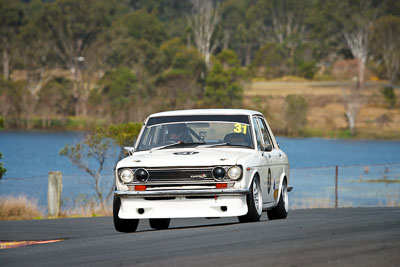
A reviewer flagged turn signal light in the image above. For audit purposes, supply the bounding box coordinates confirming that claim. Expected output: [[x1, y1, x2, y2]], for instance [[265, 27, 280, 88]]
[[216, 183, 227, 189], [135, 185, 147, 191]]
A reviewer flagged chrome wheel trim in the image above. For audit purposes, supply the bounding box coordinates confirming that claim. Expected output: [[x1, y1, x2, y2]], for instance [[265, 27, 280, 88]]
[[253, 178, 262, 215]]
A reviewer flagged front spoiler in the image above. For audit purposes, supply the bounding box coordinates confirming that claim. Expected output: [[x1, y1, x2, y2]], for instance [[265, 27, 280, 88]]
[[114, 188, 250, 198]]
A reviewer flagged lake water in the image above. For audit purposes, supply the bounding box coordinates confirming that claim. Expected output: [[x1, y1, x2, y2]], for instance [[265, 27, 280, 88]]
[[1, 131, 400, 209]]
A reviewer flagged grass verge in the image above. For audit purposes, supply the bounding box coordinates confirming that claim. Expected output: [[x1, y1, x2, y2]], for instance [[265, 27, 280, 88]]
[[0, 196, 112, 221], [0, 196, 44, 221], [59, 202, 112, 218]]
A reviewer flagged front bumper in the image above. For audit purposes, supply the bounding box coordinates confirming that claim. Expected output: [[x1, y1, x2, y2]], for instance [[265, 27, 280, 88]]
[[114, 188, 249, 197], [115, 188, 250, 219]]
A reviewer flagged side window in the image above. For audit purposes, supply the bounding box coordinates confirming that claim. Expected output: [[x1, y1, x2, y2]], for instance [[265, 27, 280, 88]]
[[256, 117, 272, 146], [252, 117, 262, 151]]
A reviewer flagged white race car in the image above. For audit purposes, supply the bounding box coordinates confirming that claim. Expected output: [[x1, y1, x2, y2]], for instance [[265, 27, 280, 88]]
[[113, 109, 291, 232]]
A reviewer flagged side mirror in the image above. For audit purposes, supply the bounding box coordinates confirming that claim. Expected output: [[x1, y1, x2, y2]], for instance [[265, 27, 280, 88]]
[[123, 147, 135, 156], [261, 144, 273, 152]]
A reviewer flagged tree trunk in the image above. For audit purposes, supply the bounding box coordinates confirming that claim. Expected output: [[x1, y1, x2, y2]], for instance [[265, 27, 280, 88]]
[[346, 111, 356, 136], [3, 48, 9, 80], [358, 58, 365, 88], [245, 44, 252, 66]]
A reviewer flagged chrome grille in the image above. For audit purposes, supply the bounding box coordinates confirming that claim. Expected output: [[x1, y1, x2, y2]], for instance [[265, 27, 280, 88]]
[[119, 166, 232, 183], [147, 167, 214, 181]]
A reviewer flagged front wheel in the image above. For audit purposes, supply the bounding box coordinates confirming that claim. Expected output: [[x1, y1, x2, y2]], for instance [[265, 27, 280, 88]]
[[113, 197, 139, 233], [267, 180, 288, 220], [238, 176, 262, 223], [149, 218, 171, 230]]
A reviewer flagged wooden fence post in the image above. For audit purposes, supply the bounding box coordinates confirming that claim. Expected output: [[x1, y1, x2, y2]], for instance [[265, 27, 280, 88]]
[[48, 171, 62, 217], [335, 166, 338, 208]]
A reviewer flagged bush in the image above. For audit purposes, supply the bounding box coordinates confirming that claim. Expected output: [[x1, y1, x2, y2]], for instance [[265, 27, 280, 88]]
[[285, 95, 308, 135], [0, 196, 43, 220], [295, 60, 317, 79], [382, 86, 396, 108]]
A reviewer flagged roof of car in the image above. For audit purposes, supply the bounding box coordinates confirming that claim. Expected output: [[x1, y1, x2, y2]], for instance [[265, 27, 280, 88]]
[[148, 109, 263, 118]]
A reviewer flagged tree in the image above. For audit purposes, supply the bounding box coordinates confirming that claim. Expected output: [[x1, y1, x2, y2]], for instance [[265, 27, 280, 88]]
[[187, 0, 220, 69], [337, 0, 378, 136], [381, 86, 396, 109], [252, 43, 290, 78], [263, 0, 311, 57], [129, 0, 192, 37], [36, 0, 116, 115], [60, 128, 116, 210], [204, 50, 244, 108], [36, 77, 74, 127], [372, 15, 400, 85], [337, 0, 381, 88], [0, 77, 25, 127], [107, 122, 142, 159], [252, 0, 313, 70], [107, 122, 142, 148], [344, 23, 371, 88], [0, 0, 25, 80], [95, 67, 139, 123], [220, 0, 262, 66], [157, 38, 205, 109], [116, 9, 168, 46], [285, 95, 308, 136], [60, 123, 142, 209], [342, 83, 363, 136]]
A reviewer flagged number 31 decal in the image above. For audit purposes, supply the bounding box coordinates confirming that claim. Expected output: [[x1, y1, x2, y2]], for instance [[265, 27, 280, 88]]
[[234, 123, 247, 134]]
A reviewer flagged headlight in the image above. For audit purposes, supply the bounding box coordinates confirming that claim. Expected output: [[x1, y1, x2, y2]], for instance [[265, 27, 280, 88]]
[[212, 167, 226, 180], [227, 166, 242, 180], [135, 168, 149, 183], [120, 169, 134, 183]]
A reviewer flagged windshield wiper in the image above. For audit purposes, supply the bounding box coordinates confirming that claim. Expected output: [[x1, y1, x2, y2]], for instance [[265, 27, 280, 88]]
[[202, 142, 253, 149], [151, 141, 205, 152]]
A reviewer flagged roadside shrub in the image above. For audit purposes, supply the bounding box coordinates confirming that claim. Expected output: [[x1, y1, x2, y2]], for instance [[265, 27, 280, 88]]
[[0, 196, 43, 220], [295, 60, 317, 79], [381, 86, 396, 108], [60, 198, 112, 218]]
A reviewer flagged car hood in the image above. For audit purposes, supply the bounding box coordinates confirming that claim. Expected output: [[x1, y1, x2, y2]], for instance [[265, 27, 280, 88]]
[[117, 147, 254, 168]]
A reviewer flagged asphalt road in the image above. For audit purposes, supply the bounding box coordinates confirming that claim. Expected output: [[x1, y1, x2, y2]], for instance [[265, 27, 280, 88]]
[[1, 208, 399, 266]]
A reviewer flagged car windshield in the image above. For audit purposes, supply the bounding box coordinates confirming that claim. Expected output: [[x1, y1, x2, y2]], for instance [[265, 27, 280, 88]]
[[137, 115, 254, 151]]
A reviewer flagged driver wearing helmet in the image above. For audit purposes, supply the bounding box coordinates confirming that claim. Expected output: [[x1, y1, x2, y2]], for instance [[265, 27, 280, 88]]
[[167, 123, 191, 142]]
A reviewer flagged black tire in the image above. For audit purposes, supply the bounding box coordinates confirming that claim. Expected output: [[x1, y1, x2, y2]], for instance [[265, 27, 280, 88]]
[[149, 218, 171, 230], [267, 180, 288, 220], [238, 176, 262, 223], [113, 197, 139, 233]]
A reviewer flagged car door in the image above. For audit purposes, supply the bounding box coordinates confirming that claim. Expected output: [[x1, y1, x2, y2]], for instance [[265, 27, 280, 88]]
[[256, 116, 280, 203], [252, 116, 273, 203]]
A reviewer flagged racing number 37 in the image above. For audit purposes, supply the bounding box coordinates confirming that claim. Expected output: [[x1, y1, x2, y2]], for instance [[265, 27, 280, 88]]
[[234, 123, 247, 134]]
